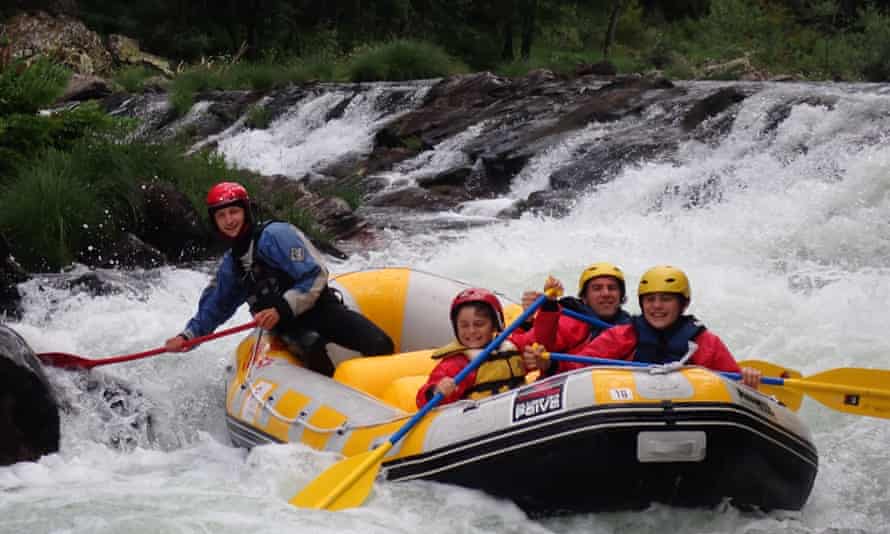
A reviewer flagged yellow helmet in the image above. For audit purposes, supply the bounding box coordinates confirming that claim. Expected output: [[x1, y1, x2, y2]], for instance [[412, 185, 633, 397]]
[[578, 262, 626, 298], [638, 265, 690, 299]]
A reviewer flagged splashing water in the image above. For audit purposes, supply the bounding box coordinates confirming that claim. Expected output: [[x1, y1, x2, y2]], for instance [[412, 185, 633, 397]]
[[4, 82, 890, 533]]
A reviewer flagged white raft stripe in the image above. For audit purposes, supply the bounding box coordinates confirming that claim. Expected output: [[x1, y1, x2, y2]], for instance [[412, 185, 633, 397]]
[[439, 402, 812, 465], [386, 403, 816, 481]]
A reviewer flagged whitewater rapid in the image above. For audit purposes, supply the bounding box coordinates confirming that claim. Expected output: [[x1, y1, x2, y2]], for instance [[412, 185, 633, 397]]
[[2, 82, 890, 533]]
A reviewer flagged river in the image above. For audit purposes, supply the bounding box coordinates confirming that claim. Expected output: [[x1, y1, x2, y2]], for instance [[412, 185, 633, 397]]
[[2, 80, 889, 533]]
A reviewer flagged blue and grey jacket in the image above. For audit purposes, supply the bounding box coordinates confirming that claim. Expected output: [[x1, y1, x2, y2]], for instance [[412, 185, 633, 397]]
[[182, 221, 329, 339]]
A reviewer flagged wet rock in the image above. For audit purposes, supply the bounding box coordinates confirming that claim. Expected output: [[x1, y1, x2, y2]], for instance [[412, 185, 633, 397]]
[[544, 76, 676, 136], [58, 73, 114, 102], [0, 325, 60, 466], [0, 233, 28, 320], [762, 95, 839, 137], [682, 86, 748, 132], [366, 185, 457, 211], [576, 61, 618, 77], [101, 233, 168, 269], [416, 166, 473, 189], [252, 174, 363, 246], [550, 141, 673, 191], [137, 182, 209, 262], [63, 272, 121, 296], [316, 152, 367, 180], [205, 90, 261, 125], [518, 190, 577, 217]]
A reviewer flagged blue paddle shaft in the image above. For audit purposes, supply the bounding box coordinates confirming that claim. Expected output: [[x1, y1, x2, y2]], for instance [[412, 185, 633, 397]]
[[560, 308, 613, 329], [547, 353, 784, 386], [388, 295, 551, 445]]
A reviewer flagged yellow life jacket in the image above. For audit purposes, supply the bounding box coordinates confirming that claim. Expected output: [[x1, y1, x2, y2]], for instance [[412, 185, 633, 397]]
[[431, 340, 526, 400]]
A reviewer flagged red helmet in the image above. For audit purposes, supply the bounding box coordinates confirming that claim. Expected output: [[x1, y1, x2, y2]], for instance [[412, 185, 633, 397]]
[[450, 288, 505, 331], [206, 182, 252, 234], [206, 182, 249, 210]]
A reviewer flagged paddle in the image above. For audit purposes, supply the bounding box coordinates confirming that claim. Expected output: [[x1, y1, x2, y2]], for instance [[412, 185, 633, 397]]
[[560, 307, 612, 329], [545, 352, 890, 419], [737, 359, 803, 411], [289, 293, 553, 511], [37, 320, 258, 370]]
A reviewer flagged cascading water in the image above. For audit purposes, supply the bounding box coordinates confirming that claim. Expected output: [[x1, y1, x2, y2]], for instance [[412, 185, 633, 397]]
[[2, 81, 889, 534]]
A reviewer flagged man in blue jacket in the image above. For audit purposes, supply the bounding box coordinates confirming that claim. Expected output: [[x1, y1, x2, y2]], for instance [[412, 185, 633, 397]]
[[164, 182, 394, 376]]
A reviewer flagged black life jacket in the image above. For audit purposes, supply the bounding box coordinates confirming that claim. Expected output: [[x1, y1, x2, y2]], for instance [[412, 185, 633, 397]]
[[631, 315, 705, 364], [233, 221, 296, 315]]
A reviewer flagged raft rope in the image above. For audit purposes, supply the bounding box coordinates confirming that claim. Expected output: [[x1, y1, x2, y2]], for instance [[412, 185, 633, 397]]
[[240, 330, 405, 434], [646, 341, 698, 374]]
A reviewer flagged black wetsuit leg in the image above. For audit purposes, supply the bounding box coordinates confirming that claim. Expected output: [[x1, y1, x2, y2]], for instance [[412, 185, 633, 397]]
[[280, 288, 394, 376]]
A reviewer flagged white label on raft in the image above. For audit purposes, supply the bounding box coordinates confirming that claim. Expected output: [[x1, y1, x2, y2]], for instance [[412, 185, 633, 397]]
[[610, 388, 634, 401], [241, 380, 274, 423], [512, 376, 567, 423]]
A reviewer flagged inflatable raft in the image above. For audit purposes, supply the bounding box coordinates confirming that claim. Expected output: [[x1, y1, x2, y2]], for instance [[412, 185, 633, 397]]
[[224, 268, 818, 514]]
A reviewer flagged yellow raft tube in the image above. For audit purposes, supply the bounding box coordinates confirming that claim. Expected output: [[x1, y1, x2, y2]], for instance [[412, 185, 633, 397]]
[[224, 267, 817, 514]]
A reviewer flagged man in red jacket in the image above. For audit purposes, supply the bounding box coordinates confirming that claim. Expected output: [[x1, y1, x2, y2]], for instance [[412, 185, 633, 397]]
[[523, 265, 761, 388], [514, 262, 631, 375]]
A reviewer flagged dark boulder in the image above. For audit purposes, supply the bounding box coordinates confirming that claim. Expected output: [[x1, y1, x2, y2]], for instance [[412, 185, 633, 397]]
[[0, 325, 60, 466]]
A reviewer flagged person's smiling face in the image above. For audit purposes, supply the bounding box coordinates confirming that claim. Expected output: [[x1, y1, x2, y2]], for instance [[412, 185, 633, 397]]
[[213, 205, 246, 238], [581, 275, 623, 318], [641, 292, 685, 330], [455, 306, 496, 349]]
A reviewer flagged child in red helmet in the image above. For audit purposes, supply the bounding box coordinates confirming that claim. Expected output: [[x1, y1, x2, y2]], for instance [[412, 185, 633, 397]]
[[417, 279, 562, 408]]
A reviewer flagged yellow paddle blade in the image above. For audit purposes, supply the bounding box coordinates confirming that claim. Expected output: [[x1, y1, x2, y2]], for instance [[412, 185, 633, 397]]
[[786, 367, 890, 419], [739, 359, 804, 411], [289, 443, 392, 510]]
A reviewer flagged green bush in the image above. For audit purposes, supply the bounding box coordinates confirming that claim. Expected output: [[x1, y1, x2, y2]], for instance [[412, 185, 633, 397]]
[[0, 138, 260, 271], [0, 103, 130, 180], [0, 149, 108, 270], [113, 65, 156, 93], [169, 67, 219, 116], [0, 114, 54, 178], [858, 6, 890, 81], [345, 40, 467, 82], [245, 104, 272, 129], [0, 58, 70, 115], [169, 62, 317, 116]]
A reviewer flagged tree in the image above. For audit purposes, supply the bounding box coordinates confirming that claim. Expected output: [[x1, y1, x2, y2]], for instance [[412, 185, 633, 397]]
[[519, 0, 537, 60], [501, 0, 515, 61], [603, 0, 624, 58]]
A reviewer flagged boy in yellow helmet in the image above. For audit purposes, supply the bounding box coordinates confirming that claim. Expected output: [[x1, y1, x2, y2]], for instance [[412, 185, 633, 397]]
[[523, 265, 761, 388]]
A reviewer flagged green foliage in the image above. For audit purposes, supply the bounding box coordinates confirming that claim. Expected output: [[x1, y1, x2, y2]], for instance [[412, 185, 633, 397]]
[[0, 148, 114, 270], [245, 104, 272, 130], [317, 179, 364, 211], [345, 40, 467, 82], [0, 103, 130, 180], [169, 62, 315, 116], [0, 58, 70, 115], [857, 6, 890, 81], [0, 138, 257, 271], [113, 66, 156, 93], [281, 205, 332, 246]]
